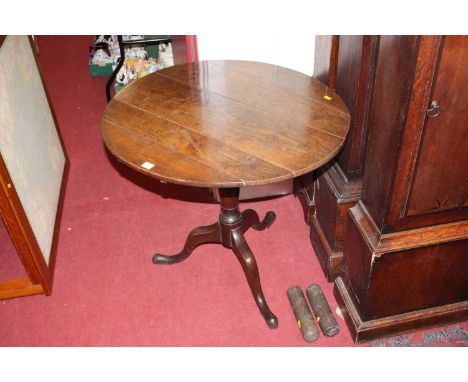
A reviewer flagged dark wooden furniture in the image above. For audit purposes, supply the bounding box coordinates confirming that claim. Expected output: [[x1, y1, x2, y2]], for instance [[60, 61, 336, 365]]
[[0, 36, 69, 300], [296, 35, 378, 281], [101, 60, 350, 328], [326, 35, 468, 342]]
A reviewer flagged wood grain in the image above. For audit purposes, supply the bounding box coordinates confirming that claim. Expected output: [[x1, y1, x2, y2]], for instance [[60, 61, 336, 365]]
[[334, 35, 468, 342], [404, 36, 468, 224], [386, 36, 442, 228], [328, 36, 340, 89], [350, 201, 468, 256], [313, 35, 332, 85], [0, 154, 46, 285], [335, 35, 362, 170], [334, 276, 468, 343], [361, 36, 419, 231], [102, 61, 350, 187], [336, 35, 379, 178], [304, 36, 377, 281], [0, 278, 44, 300], [343, 201, 468, 321]]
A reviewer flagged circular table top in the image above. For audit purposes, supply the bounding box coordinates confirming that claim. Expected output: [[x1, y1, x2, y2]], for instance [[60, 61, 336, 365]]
[[102, 60, 350, 187]]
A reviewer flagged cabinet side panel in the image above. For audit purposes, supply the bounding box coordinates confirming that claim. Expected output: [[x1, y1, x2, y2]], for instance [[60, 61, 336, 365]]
[[362, 36, 419, 230], [313, 35, 332, 84], [335, 36, 362, 174], [315, 171, 339, 248]]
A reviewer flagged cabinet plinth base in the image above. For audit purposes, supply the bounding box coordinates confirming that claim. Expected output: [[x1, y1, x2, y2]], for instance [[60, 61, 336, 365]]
[[334, 276, 468, 343]]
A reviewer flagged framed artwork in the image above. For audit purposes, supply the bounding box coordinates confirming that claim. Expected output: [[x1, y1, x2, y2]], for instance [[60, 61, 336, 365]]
[[0, 35, 69, 299]]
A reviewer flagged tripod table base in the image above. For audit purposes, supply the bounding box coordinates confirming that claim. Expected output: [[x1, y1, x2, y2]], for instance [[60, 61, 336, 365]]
[[152, 187, 278, 329]]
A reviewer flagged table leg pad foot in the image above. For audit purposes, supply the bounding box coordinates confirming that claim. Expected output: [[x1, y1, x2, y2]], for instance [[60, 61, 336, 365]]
[[241, 209, 276, 233], [257, 211, 276, 230], [266, 315, 279, 329], [152, 222, 221, 265], [152, 253, 182, 264]]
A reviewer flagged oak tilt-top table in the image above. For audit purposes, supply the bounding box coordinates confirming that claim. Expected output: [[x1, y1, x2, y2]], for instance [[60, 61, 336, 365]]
[[101, 60, 350, 328]]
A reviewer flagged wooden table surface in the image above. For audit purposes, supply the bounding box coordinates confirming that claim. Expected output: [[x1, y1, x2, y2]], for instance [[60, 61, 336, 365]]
[[102, 60, 350, 187]]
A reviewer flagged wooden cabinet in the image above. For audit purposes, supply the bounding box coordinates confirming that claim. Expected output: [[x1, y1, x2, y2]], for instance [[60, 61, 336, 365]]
[[296, 35, 378, 280], [331, 35, 468, 342], [297, 35, 468, 342]]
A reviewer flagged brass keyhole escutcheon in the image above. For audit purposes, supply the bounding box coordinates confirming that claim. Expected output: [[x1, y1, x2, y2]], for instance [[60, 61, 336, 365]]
[[427, 100, 441, 118]]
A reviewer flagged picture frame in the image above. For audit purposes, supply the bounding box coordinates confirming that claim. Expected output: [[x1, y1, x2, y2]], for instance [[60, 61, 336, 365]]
[[0, 35, 69, 299]]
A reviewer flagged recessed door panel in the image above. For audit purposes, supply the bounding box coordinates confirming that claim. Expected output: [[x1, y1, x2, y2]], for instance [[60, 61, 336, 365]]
[[406, 36, 468, 223]]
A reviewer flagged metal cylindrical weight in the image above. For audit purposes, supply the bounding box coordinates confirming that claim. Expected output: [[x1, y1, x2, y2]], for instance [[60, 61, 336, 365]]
[[287, 286, 320, 343], [306, 284, 340, 337]]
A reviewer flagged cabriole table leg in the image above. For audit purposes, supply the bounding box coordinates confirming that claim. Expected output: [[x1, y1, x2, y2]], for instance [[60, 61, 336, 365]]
[[217, 188, 278, 329], [152, 187, 278, 329], [152, 222, 222, 264]]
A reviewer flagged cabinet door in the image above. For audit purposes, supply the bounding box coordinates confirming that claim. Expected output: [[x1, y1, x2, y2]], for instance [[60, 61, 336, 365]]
[[403, 36, 468, 228]]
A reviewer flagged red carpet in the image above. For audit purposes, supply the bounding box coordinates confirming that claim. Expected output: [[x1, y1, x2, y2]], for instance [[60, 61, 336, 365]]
[[0, 36, 465, 346]]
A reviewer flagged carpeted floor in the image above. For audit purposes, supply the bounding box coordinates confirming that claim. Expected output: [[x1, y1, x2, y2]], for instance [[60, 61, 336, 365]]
[[0, 36, 465, 347]]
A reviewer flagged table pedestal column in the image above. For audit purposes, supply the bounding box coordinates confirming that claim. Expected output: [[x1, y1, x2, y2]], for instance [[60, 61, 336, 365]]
[[152, 187, 278, 329]]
